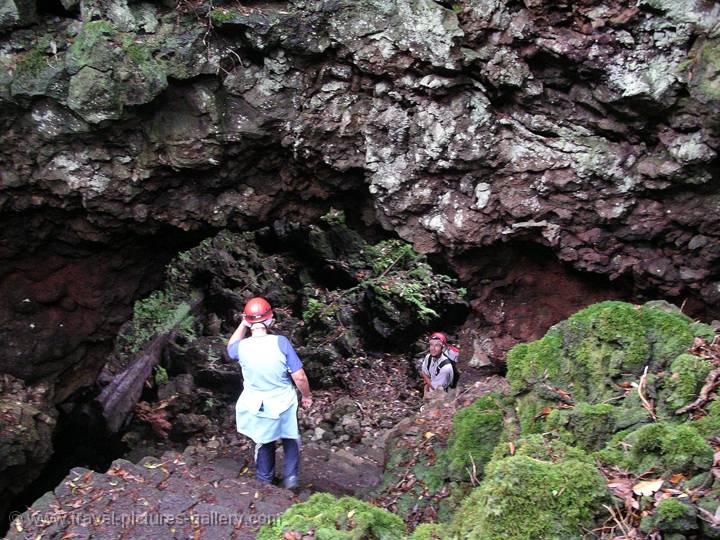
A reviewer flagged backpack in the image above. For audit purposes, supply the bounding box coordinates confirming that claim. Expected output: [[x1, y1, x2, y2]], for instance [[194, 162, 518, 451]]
[[425, 344, 460, 390]]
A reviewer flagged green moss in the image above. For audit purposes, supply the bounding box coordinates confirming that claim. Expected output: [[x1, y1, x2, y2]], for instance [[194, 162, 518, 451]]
[[545, 402, 617, 452], [506, 330, 563, 395], [641, 306, 694, 367], [690, 322, 716, 341], [602, 422, 713, 474], [640, 498, 697, 534], [658, 498, 690, 521], [443, 394, 505, 480], [492, 434, 592, 464], [66, 20, 117, 71], [14, 48, 49, 79], [121, 36, 167, 79], [509, 300, 703, 432], [567, 302, 650, 396], [662, 354, 712, 411], [695, 39, 720, 100], [450, 455, 608, 540], [409, 523, 446, 539], [209, 8, 239, 24], [256, 493, 406, 540], [692, 400, 720, 437]]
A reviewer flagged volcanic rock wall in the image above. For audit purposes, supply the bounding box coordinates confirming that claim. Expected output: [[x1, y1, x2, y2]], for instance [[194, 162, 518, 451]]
[[2, 0, 720, 392]]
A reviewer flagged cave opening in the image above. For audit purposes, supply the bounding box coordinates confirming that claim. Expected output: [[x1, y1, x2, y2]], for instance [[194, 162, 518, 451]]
[[36, 0, 76, 17]]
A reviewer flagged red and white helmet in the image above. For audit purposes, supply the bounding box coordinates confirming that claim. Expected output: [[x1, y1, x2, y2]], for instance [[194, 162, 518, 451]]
[[429, 332, 447, 344], [243, 297, 273, 324]]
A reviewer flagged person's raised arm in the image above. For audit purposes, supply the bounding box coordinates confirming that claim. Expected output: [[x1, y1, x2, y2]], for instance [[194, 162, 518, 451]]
[[226, 318, 250, 358]]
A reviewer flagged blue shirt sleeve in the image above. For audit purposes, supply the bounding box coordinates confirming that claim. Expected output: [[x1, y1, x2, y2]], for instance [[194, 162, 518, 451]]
[[278, 336, 303, 373], [227, 340, 240, 360]]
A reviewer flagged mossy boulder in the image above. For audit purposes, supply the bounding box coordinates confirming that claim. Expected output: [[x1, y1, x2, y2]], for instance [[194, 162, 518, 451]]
[[449, 454, 608, 540], [67, 66, 123, 123], [544, 402, 617, 452], [599, 422, 713, 475], [409, 523, 447, 539], [640, 498, 698, 535], [256, 493, 406, 540], [507, 301, 715, 445], [508, 301, 699, 402], [692, 399, 720, 438], [442, 394, 506, 481]]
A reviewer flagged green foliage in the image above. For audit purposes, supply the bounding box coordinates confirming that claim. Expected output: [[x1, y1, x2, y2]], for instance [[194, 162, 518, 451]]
[[449, 454, 608, 540], [256, 493, 406, 540], [153, 365, 168, 386], [119, 290, 196, 354], [303, 297, 332, 323]]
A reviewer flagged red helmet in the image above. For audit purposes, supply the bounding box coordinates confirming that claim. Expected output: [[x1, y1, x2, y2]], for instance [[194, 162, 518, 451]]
[[429, 332, 447, 344], [243, 297, 273, 323]]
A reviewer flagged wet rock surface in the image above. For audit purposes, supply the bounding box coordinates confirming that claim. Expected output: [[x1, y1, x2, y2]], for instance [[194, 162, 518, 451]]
[[0, 374, 57, 529], [4, 448, 295, 540]]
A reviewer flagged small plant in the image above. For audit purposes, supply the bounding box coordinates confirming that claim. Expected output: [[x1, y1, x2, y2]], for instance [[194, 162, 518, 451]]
[[320, 207, 347, 226], [302, 297, 329, 322], [153, 365, 169, 386], [119, 290, 196, 355], [204, 397, 218, 411]]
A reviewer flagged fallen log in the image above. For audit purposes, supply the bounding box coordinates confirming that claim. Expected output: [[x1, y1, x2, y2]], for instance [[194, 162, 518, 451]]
[[96, 296, 203, 434]]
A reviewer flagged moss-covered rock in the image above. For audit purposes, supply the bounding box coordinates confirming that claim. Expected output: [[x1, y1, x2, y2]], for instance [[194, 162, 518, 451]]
[[442, 394, 506, 480], [409, 523, 447, 539], [640, 497, 698, 535], [10, 39, 65, 97], [661, 353, 713, 411], [256, 493, 406, 540], [692, 399, 720, 438], [508, 301, 698, 404], [507, 301, 712, 451], [449, 454, 608, 540], [599, 422, 713, 474], [545, 402, 617, 452]]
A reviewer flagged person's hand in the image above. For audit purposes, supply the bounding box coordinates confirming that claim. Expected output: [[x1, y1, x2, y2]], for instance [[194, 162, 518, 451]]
[[301, 395, 313, 408], [240, 317, 250, 329]]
